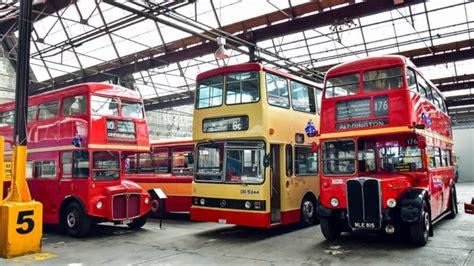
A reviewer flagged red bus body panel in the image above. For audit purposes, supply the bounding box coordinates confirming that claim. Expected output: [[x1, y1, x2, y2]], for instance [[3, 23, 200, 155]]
[[125, 139, 194, 213]]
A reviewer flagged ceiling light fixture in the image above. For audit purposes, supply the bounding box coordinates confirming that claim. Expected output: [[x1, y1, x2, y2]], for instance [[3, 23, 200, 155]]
[[215, 37, 229, 59]]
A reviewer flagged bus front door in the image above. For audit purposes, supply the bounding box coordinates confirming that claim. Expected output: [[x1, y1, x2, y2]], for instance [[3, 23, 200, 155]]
[[270, 144, 281, 223]]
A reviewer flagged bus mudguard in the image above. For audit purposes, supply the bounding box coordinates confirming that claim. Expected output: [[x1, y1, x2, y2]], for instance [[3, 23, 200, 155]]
[[399, 188, 429, 223]]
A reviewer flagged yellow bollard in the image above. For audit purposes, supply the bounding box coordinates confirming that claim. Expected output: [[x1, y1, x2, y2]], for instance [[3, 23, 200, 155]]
[[0, 144, 43, 258]]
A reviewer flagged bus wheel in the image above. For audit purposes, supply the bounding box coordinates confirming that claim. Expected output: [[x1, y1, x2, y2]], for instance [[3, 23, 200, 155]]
[[409, 200, 430, 246], [128, 215, 148, 230], [64, 202, 91, 238], [300, 197, 316, 226], [150, 197, 163, 218], [447, 185, 458, 219], [320, 216, 341, 240]]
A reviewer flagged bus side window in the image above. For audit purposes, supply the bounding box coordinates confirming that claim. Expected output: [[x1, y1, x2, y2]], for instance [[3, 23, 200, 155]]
[[295, 147, 318, 176], [417, 77, 430, 100], [153, 148, 170, 173], [315, 89, 322, 114], [38, 101, 59, 120], [26, 161, 34, 179], [62, 95, 86, 116], [291, 81, 316, 113], [61, 152, 73, 179], [28, 106, 37, 122], [266, 73, 290, 108], [73, 150, 90, 179], [286, 144, 293, 177], [0, 110, 14, 126], [407, 68, 418, 93], [34, 161, 57, 179]]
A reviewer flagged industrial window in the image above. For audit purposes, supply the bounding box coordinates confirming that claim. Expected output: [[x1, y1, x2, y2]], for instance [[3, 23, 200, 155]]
[[266, 73, 289, 108], [62, 95, 86, 116], [196, 75, 223, 109], [34, 161, 57, 179], [28, 106, 37, 122], [291, 81, 316, 113], [286, 144, 293, 177], [225, 71, 259, 105], [38, 101, 59, 120], [61, 152, 73, 179], [295, 146, 318, 176]]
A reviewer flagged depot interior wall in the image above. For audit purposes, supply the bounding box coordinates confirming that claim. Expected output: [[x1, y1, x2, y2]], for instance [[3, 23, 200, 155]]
[[452, 127, 474, 183]]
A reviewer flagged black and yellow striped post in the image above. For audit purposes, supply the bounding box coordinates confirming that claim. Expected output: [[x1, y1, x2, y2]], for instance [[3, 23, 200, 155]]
[[0, 0, 43, 259]]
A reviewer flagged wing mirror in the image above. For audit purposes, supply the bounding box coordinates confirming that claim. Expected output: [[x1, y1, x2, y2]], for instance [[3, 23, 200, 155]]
[[263, 154, 271, 168]]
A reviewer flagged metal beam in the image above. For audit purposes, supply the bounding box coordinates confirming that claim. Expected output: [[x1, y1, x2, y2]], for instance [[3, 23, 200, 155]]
[[446, 97, 474, 108], [32, 0, 421, 93], [438, 81, 474, 92]]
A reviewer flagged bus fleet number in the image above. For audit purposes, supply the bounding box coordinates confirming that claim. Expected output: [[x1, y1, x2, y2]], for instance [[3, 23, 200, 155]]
[[240, 189, 259, 195], [16, 210, 35, 235]]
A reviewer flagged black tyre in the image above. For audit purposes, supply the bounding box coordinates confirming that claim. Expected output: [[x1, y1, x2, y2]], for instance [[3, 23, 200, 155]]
[[63, 202, 91, 238], [320, 216, 341, 240], [149, 196, 164, 218], [127, 215, 148, 230], [409, 200, 430, 246], [300, 197, 317, 227], [447, 185, 458, 219]]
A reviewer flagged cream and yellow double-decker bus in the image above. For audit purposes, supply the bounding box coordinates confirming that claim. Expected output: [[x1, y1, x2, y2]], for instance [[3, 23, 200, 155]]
[[191, 63, 322, 228]]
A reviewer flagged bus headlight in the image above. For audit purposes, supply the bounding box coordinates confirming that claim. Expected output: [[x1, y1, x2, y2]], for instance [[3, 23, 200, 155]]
[[245, 201, 251, 209], [96, 201, 103, 209], [387, 198, 397, 208], [200, 198, 206, 205], [144, 197, 150, 204], [330, 198, 339, 207]]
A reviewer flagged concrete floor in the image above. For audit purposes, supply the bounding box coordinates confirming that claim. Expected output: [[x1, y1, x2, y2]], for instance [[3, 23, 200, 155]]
[[2, 182, 473, 265]]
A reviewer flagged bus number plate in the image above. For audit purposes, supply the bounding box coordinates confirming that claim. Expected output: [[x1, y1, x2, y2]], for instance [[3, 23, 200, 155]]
[[240, 189, 259, 195], [353, 222, 376, 229]]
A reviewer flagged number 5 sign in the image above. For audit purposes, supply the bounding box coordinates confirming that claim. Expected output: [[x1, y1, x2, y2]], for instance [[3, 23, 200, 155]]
[[0, 201, 43, 258]]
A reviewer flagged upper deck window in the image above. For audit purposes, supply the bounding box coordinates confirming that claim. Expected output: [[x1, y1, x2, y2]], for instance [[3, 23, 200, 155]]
[[417, 77, 431, 100], [91, 95, 119, 116], [28, 106, 37, 122], [0, 110, 14, 126], [62, 95, 86, 116], [266, 73, 290, 108], [363, 67, 403, 92], [196, 76, 223, 109], [325, 73, 360, 98], [407, 68, 418, 93], [225, 72, 259, 105], [291, 81, 316, 113], [122, 101, 144, 119], [38, 101, 59, 120]]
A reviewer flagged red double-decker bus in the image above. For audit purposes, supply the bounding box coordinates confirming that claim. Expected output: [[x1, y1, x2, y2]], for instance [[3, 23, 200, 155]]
[[0, 83, 151, 237], [126, 138, 194, 215], [317, 55, 457, 246]]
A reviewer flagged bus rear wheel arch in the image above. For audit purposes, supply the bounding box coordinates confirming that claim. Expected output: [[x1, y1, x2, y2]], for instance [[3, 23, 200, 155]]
[[62, 201, 91, 238]]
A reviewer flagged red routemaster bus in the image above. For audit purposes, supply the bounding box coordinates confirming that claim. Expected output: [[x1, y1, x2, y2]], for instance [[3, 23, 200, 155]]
[[126, 138, 194, 215], [0, 83, 151, 237], [317, 55, 457, 246]]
